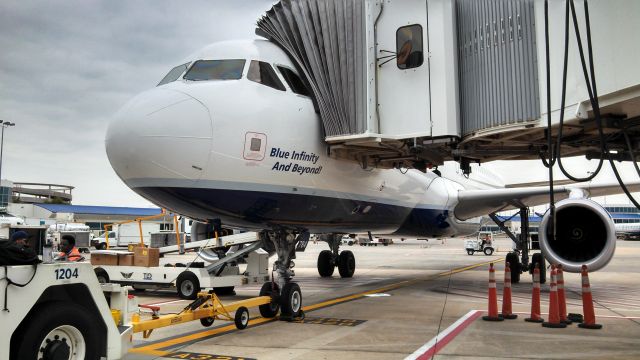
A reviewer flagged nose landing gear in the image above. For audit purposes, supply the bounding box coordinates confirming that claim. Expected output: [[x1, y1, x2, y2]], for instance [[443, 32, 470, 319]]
[[262, 230, 306, 321]]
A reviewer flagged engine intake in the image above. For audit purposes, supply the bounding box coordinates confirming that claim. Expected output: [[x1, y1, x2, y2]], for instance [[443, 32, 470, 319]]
[[539, 198, 616, 272]]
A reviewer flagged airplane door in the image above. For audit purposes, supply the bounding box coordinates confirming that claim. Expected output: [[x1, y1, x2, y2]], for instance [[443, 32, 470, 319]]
[[376, 0, 431, 136]]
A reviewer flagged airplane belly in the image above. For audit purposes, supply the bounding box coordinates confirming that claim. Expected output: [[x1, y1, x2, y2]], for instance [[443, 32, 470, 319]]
[[133, 185, 412, 233]]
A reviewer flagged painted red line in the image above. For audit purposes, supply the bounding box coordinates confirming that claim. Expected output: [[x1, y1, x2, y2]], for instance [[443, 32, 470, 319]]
[[405, 310, 482, 360]]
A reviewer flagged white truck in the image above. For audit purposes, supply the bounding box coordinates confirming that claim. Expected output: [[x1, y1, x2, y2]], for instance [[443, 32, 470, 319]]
[[1, 262, 135, 359], [92, 222, 161, 249]]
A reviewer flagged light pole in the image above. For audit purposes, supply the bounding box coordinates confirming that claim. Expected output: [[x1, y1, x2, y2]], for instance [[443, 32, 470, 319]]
[[0, 120, 16, 184]]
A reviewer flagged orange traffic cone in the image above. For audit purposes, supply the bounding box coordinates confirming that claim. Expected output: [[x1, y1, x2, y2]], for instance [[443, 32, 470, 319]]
[[501, 262, 517, 319], [578, 265, 602, 329], [525, 263, 544, 323], [542, 265, 567, 328], [483, 263, 504, 321], [556, 264, 572, 324]]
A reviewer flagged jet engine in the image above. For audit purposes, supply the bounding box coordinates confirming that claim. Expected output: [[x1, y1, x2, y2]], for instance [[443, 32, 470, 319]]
[[539, 198, 616, 273]]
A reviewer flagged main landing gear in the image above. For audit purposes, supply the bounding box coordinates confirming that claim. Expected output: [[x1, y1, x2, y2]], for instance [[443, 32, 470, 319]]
[[317, 234, 356, 278], [489, 207, 547, 284], [260, 230, 307, 321]]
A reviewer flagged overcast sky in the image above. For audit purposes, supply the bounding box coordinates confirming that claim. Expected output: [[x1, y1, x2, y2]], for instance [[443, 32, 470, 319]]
[[0, 1, 638, 208], [0, 1, 273, 207]]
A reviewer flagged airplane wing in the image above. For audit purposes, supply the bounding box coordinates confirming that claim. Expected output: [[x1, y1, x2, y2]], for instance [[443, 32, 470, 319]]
[[454, 182, 640, 220]]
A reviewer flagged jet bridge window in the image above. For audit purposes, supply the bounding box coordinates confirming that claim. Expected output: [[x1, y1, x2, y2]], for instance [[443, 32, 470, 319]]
[[247, 60, 286, 91], [277, 66, 310, 96], [157, 62, 191, 86], [184, 59, 246, 81], [396, 24, 424, 70]]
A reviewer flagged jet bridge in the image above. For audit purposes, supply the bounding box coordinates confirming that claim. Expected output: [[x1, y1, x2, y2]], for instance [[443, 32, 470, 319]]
[[257, 0, 640, 171]]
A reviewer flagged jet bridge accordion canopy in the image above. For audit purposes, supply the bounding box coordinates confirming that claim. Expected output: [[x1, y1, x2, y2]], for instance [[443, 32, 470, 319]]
[[257, 0, 368, 137], [257, 0, 640, 167]]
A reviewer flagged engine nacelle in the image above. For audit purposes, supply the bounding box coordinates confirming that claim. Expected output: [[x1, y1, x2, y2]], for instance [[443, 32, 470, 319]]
[[539, 198, 616, 273]]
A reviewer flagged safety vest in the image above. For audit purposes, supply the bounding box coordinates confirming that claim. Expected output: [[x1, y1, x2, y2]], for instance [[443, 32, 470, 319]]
[[58, 247, 82, 262]]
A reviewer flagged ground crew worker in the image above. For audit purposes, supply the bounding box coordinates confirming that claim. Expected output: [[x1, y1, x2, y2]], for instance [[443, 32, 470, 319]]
[[0, 231, 40, 265], [10, 230, 29, 249], [56, 234, 83, 261]]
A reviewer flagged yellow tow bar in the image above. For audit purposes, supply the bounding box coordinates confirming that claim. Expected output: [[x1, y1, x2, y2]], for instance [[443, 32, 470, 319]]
[[132, 292, 273, 339]]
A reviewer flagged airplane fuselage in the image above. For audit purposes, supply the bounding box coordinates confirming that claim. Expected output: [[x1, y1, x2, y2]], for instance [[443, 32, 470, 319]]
[[106, 40, 503, 237]]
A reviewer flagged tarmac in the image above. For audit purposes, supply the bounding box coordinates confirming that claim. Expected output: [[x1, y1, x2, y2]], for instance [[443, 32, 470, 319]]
[[124, 238, 640, 360]]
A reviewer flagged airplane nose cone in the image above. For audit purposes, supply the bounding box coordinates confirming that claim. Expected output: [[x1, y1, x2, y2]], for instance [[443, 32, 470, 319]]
[[106, 88, 212, 186]]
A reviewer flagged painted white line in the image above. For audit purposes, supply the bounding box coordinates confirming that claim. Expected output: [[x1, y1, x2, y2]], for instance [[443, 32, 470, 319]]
[[405, 310, 482, 360], [512, 311, 640, 320], [143, 299, 185, 307]]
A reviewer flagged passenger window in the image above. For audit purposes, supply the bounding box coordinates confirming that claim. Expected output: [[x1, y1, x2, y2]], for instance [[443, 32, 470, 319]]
[[277, 66, 310, 96], [247, 60, 286, 91], [396, 24, 424, 70], [184, 59, 246, 81], [157, 62, 191, 86]]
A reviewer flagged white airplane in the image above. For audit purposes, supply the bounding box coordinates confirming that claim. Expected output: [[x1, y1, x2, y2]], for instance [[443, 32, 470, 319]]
[[106, 40, 639, 318]]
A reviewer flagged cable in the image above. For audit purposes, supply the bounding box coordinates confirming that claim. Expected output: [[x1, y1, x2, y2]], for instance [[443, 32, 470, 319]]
[[555, 0, 603, 183], [431, 267, 453, 360], [3, 265, 38, 312], [541, 0, 640, 211]]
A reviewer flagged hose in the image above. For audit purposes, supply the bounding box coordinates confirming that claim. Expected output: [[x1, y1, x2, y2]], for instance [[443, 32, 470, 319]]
[[541, 0, 640, 218]]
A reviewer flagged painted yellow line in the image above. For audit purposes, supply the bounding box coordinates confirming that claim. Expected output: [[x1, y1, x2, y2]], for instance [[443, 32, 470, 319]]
[[130, 317, 275, 354], [130, 258, 497, 353]]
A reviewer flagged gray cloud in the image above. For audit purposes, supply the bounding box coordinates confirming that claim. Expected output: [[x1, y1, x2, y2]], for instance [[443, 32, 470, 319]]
[[0, 0, 273, 206]]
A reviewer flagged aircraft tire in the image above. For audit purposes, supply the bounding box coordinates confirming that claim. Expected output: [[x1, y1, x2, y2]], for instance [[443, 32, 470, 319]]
[[506, 252, 521, 283], [280, 282, 302, 317], [317, 250, 335, 277], [338, 250, 356, 278], [258, 282, 280, 318]]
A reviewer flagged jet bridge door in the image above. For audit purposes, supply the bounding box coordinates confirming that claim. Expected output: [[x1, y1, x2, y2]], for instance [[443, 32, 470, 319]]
[[376, 0, 431, 137]]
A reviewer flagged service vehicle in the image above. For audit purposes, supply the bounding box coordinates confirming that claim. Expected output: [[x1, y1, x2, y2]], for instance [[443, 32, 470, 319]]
[[92, 222, 161, 249], [464, 231, 495, 255], [93, 232, 270, 299], [1, 262, 135, 359]]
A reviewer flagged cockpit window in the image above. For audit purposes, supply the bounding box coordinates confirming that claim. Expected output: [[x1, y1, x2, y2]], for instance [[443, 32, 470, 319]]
[[184, 59, 246, 81], [157, 62, 190, 86], [247, 60, 286, 91], [277, 66, 310, 96], [397, 24, 424, 69]]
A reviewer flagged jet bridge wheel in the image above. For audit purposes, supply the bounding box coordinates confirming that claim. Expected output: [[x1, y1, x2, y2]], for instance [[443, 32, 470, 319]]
[[317, 250, 335, 277], [16, 302, 99, 360], [258, 282, 280, 318], [506, 252, 521, 284], [338, 250, 356, 278]]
